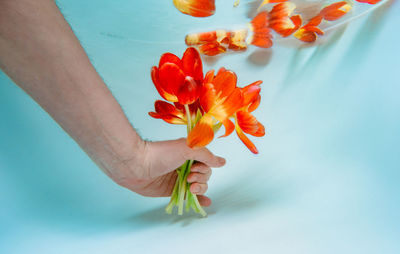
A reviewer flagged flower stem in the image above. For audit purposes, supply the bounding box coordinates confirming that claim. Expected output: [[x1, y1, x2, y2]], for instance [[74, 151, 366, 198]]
[[165, 159, 207, 217], [165, 104, 207, 217]]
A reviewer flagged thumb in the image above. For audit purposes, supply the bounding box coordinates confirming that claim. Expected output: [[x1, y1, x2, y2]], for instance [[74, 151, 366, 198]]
[[146, 138, 225, 177]]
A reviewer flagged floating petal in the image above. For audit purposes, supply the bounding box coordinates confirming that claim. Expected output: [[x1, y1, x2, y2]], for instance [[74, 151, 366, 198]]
[[320, 1, 352, 21], [173, 0, 216, 17]]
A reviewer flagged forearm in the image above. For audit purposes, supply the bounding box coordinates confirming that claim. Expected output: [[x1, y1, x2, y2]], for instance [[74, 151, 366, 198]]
[[0, 0, 143, 177]]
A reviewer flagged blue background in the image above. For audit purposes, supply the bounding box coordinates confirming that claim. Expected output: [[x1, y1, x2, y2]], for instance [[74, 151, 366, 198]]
[[1, 0, 399, 253]]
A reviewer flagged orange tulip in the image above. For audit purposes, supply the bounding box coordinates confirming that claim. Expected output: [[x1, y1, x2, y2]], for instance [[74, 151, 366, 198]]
[[188, 68, 243, 147], [151, 47, 203, 105], [187, 68, 265, 154], [234, 81, 265, 154]]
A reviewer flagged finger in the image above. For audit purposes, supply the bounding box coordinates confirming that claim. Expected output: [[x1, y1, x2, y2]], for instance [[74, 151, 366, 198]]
[[145, 138, 225, 177], [187, 171, 211, 184], [197, 195, 212, 207], [184, 146, 226, 168], [190, 183, 208, 195], [190, 162, 211, 174]]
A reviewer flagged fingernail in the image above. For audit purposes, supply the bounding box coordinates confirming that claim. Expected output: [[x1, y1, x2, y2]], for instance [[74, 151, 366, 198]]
[[217, 157, 226, 166]]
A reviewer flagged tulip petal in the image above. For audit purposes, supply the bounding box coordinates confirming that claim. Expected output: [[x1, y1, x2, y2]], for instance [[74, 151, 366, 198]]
[[258, 0, 288, 10], [149, 100, 186, 124], [151, 66, 178, 102], [251, 11, 269, 30], [185, 31, 218, 46], [269, 2, 298, 37], [149, 112, 186, 124], [236, 111, 259, 134], [320, 2, 351, 21], [173, 0, 216, 18], [242, 80, 262, 107], [294, 30, 315, 42], [217, 67, 227, 76], [251, 31, 273, 48], [219, 119, 235, 138], [199, 42, 227, 56], [159, 52, 182, 68], [294, 15, 324, 43], [158, 62, 186, 95], [355, 0, 381, 4], [253, 122, 266, 137], [182, 47, 203, 82], [187, 114, 215, 148], [307, 15, 323, 27], [248, 94, 261, 112], [235, 125, 259, 154], [211, 88, 243, 121], [177, 76, 201, 105], [306, 26, 324, 35], [249, 11, 273, 48], [200, 82, 217, 112], [237, 111, 266, 137], [203, 69, 215, 85], [212, 70, 237, 98], [228, 29, 248, 51]]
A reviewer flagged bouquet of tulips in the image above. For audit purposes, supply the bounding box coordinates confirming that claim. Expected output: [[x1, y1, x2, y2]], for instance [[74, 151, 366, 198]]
[[149, 47, 265, 216]]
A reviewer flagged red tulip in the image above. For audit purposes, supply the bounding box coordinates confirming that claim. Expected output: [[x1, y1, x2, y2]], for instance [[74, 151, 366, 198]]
[[151, 47, 203, 105]]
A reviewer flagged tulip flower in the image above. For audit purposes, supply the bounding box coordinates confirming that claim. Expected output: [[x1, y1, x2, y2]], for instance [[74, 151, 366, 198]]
[[234, 81, 265, 154], [151, 47, 203, 105], [149, 48, 265, 216]]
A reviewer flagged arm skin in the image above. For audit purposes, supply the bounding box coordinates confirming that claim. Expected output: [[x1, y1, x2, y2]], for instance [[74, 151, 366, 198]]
[[0, 0, 225, 206]]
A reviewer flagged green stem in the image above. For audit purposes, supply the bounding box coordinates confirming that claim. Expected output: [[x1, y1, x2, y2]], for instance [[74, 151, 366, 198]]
[[191, 193, 207, 217], [165, 175, 179, 214], [166, 161, 187, 214], [164, 105, 208, 217], [165, 159, 208, 217], [177, 161, 189, 215]]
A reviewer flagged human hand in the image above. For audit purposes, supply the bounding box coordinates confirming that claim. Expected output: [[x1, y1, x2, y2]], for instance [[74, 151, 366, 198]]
[[113, 138, 226, 207]]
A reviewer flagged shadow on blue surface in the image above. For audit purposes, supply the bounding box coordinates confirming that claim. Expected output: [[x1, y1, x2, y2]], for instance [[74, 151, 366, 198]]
[[127, 170, 290, 228]]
